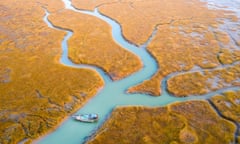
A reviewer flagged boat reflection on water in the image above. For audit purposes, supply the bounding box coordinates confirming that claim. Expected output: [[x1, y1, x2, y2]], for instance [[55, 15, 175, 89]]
[[72, 114, 99, 123]]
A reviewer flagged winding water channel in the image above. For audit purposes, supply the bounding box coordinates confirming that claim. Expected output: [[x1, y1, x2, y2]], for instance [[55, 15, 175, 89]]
[[38, 0, 240, 143]]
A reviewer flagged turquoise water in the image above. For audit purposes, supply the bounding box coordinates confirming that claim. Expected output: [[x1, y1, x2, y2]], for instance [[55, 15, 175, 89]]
[[38, 0, 240, 143]]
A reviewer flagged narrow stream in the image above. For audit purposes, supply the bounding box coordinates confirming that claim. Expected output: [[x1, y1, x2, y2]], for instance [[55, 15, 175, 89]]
[[38, 0, 240, 143]]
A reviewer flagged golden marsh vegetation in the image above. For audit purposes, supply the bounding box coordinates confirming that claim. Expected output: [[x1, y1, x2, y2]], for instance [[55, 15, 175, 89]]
[[88, 101, 236, 144], [167, 63, 240, 96], [0, 1, 103, 143], [1, 0, 239, 143], [72, 0, 118, 11], [48, 9, 142, 80], [71, 1, 240, 143], [73, 0, 240, 96], [211, 90, 240, 124]]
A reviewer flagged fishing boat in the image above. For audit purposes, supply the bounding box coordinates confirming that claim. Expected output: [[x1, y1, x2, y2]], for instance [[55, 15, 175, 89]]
[[72, 113, 99, 123]]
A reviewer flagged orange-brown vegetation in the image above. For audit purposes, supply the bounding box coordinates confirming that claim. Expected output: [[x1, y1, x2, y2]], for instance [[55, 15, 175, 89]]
[[98, 0, 232, 45], [87, 101, 236, 144], [167, 63, 240, 96], [75, 0, 225, 45], [72, 0, 118, 10], [211, 90, 240, 123], [73, 0, 239, 96], [49, 9, 142, 80], [0, 1, 103, 143], [127, 22, 232, 95], [36, 0, 64, 13], [0, 68, 10, 83], [128, 74, 162, 96]]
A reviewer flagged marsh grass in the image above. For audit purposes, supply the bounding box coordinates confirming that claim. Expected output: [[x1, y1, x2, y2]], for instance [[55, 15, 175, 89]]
[[0, 1, 103, 143], [211, 90, 240, 123], [88, 101, 236, 144], [74, 0, 240, 96], [49, 9, 142, 81], [167, 63, 240, 96]]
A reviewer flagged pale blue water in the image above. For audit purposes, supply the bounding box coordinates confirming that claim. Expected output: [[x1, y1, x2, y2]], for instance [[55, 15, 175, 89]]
[[201, 0, 240, 17], [38, 0, 240, 143]]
